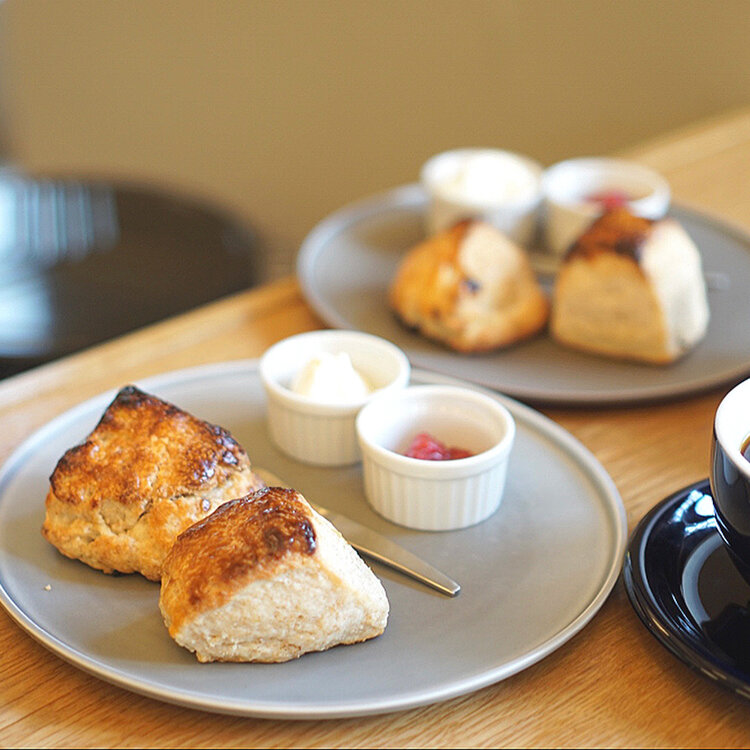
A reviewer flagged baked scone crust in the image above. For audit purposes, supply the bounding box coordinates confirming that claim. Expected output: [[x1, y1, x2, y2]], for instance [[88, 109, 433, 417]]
[[42, 385, 264, 581], [550, 209, 710, 364], [159, 486, 389, 663], [389, 220, 549, 352]]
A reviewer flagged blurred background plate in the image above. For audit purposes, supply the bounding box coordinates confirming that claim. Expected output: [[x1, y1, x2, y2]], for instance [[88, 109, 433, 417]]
[[297, 184, 750, 406]]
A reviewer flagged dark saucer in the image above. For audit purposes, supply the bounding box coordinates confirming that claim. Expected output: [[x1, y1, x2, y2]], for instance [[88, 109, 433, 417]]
[[624, 479, 750, 700]]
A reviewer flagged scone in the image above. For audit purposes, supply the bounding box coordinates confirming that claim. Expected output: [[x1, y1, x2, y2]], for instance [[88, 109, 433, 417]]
[[42, 385, 265, 581], [159, 486, 389, 663], [550, 208, 710, 364], [389, 219, 549, 352]]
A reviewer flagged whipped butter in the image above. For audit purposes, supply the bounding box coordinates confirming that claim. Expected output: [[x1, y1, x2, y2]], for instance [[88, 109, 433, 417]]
[[291, 352, 373, 402], [434, 150, 539, 206], [421, 148, 543, 242]]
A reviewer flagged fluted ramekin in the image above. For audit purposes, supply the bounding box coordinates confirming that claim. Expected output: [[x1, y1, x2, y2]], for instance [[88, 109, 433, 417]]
[[356, 385, 515, 531], [259, 330, 410, 466], [420, 148, 543, 245], [541, 157, 671, 255]]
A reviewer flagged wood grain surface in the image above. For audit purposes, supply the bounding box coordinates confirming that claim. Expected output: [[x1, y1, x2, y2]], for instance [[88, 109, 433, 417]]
[[4, 108, 750, 748]]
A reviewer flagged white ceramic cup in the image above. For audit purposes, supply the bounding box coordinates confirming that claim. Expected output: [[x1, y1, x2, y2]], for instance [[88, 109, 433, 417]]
[[420, 148, 543, 246]]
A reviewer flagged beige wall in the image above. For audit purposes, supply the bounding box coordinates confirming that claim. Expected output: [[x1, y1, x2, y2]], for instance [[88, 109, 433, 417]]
[[2, 0, 750, 278]]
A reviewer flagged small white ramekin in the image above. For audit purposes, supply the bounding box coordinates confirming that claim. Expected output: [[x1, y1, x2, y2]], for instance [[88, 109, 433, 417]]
[[420, 148, 543, 245], [259, 330, 410, 466], [541, 157, 671, 255], [355, 385, 516, 531]]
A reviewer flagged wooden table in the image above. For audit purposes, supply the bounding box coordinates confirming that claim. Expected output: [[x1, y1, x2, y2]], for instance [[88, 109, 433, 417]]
[[4, 108, 750, 748]]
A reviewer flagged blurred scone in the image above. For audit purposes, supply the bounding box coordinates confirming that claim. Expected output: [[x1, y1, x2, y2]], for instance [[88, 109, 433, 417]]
[[159, 486, 389, 663], [550, 208, 710, 364], [389, 219, 549, 352], [42, 385, 265, 581]]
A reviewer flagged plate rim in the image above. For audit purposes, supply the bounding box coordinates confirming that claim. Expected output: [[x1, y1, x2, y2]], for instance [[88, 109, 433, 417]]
[[0, 358, 627, 718], [297, 183, 750, 406]]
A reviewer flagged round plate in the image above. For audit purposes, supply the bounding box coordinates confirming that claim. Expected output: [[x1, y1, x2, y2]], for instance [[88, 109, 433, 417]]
[[0, 361, 626, 719], [623, 479, 750, 700], [297, 184, 750, 406]]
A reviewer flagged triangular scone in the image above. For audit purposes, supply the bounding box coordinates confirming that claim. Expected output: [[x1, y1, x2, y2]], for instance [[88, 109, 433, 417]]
[[159, 486, 389, 663], [550, 209, 710, 364], [389, 219, 549, 352], [42, 386, 265, 581]]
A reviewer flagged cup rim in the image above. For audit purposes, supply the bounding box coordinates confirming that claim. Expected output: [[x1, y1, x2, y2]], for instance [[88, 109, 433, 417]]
[[714, 378, 750, 480]]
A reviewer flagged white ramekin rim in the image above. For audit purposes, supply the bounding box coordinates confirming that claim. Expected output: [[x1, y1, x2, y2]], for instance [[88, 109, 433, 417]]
[[355, 384, 516, 479], [259, 330, 411, 416], [420, 147, 543, 210], [541, 156, 671, 216]]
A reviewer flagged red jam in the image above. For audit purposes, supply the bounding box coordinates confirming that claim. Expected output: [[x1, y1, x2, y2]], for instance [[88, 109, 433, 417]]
[[403, 432, 473, 460], [585, 189, 631, 211]]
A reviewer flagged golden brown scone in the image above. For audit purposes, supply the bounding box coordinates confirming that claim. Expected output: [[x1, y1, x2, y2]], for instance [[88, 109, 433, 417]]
[[42, 385, 265, 581], [550, 208, 710, 364], [159, 486, 389, 663], [389, 219, 549, 352]]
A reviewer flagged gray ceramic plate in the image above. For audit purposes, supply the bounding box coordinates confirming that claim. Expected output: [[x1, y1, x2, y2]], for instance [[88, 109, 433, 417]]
[[297, 184, 749, 405], [0, 361, 626, 718]]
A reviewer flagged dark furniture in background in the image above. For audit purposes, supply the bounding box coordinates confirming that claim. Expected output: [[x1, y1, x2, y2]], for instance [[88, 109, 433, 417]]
[[0, 173, 262, 378]]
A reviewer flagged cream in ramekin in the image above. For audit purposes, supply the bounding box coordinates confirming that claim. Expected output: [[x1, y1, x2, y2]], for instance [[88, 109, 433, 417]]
[[421, 148, 543, 245], [259, 330, 410, 467]]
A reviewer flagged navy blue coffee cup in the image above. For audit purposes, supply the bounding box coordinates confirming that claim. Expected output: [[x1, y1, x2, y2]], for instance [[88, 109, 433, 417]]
[[710, 379, 750, 584]]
